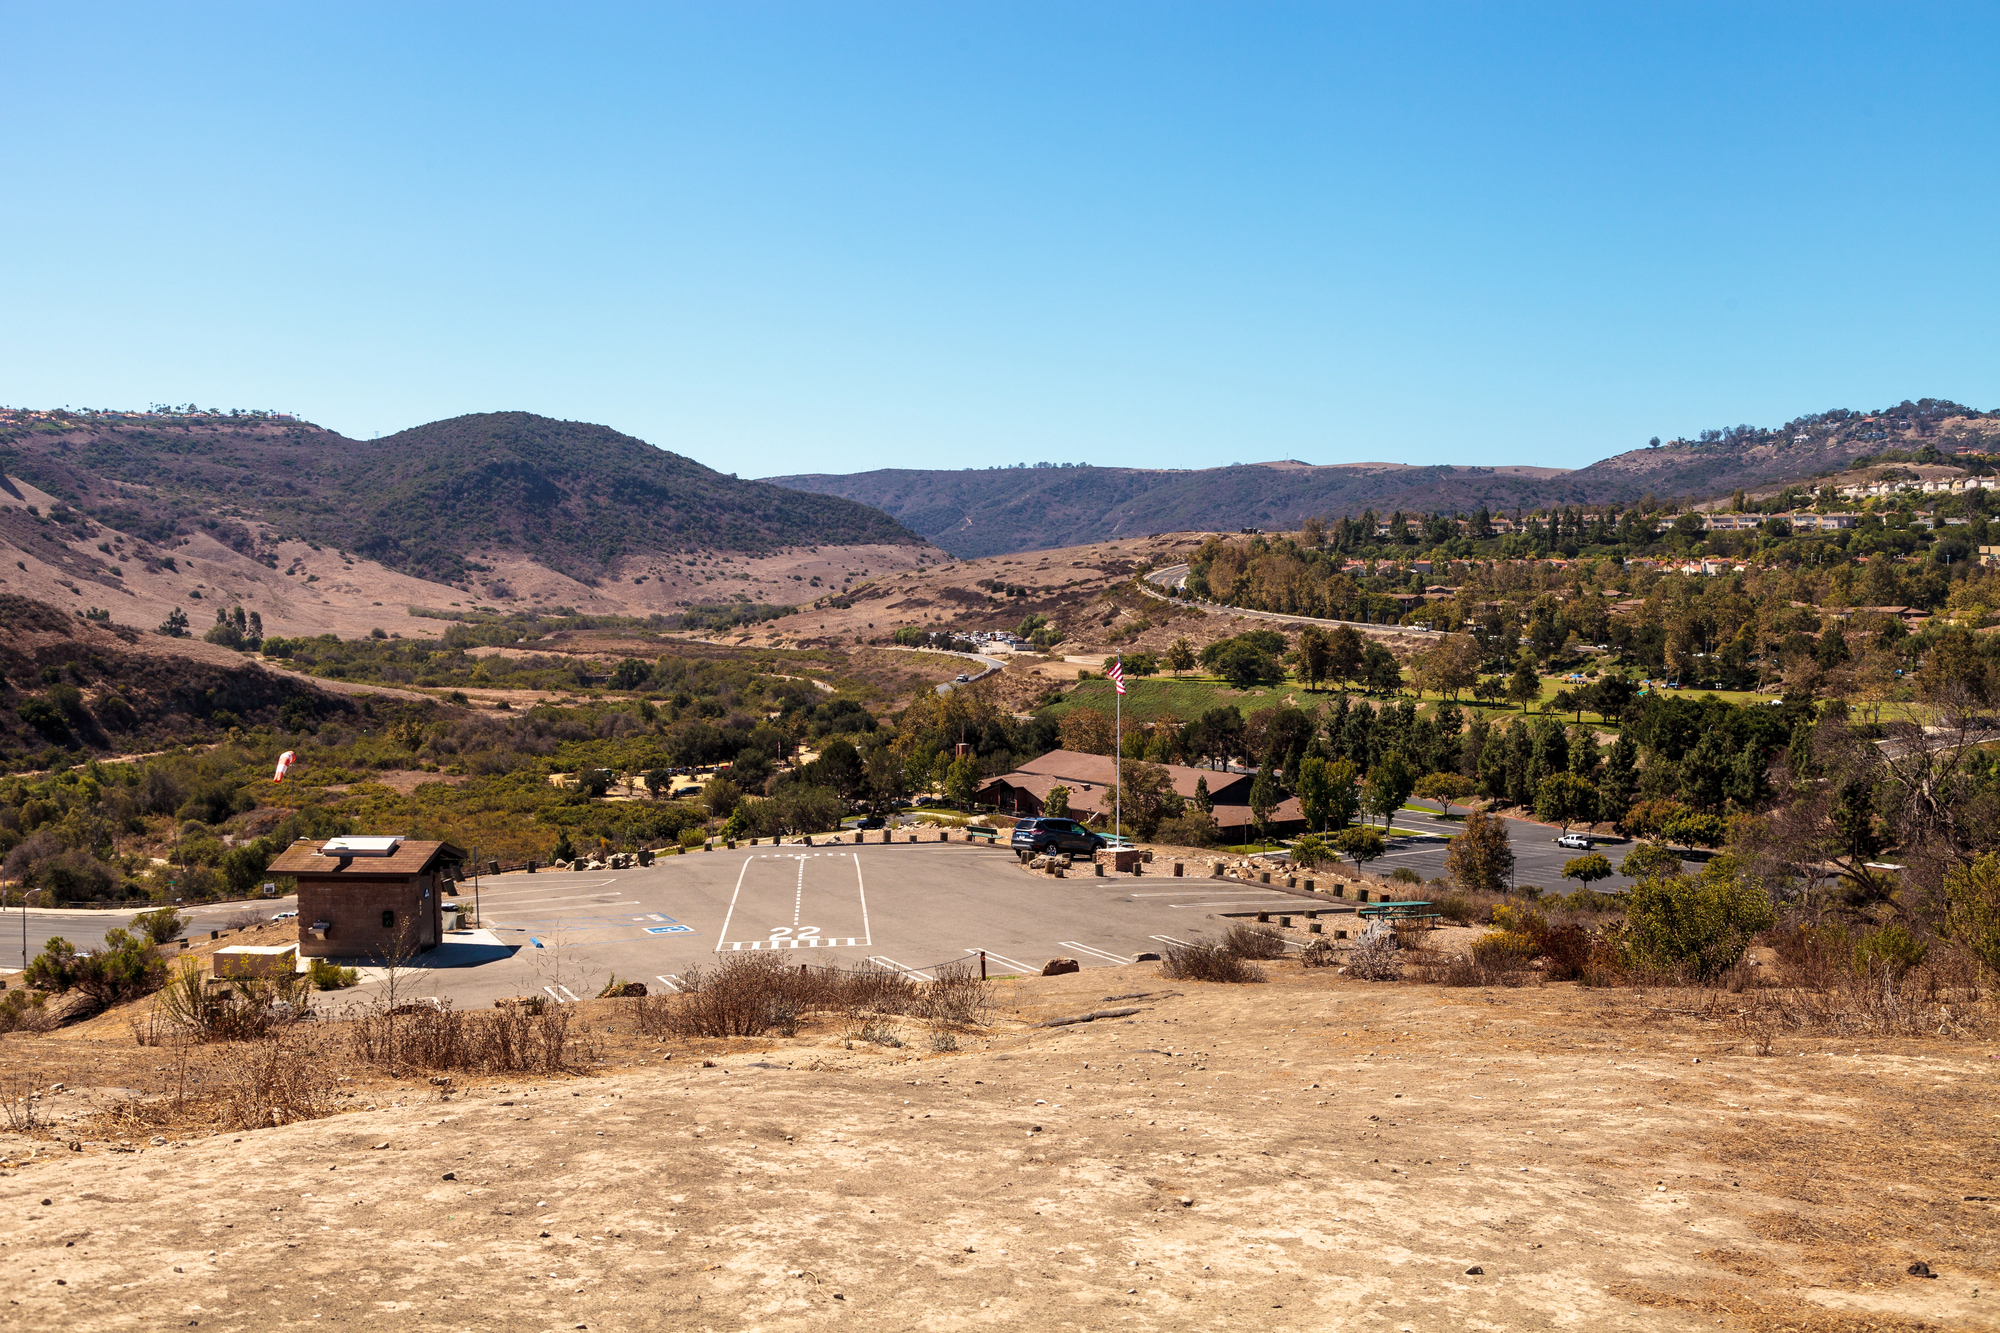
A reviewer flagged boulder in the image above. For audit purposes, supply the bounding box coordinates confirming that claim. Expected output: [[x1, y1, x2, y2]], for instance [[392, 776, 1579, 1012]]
[[1041, 957, 1081, 976]]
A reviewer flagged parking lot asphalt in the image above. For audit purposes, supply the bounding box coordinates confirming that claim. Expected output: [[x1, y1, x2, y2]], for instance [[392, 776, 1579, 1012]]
[[366, 842, 1339, 1008], [1364, 801, 1638, 894], [0, 896, 302, 972]]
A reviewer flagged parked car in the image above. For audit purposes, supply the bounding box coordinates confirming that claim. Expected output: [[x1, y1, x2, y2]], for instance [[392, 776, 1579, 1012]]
[[854, 814, 888, 830], [954, 674, 971, 684], [271, 909, 299, 921], [1555, 833, 1593, 850], [1010, 817, 1106, 858]]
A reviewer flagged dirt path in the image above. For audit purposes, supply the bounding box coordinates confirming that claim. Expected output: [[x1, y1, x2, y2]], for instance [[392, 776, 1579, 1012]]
[[0, 968, 1992, 1331]]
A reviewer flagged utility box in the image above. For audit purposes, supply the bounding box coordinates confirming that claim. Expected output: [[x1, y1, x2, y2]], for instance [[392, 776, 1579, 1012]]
[[213, 944, 298, 979]]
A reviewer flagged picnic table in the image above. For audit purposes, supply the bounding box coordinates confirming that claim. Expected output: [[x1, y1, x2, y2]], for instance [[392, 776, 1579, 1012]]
[[1357, 900, 1444, 926]]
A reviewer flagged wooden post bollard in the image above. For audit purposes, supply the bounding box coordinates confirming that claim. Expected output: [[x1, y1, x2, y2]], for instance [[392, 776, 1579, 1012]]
[[1285, 875, 1296, 888], [1336, 929, 1349, 940], [1095, 862, 1105, 877], [1260, 871, 1270, 884], [1303, 878, 1313, 892], [1211, 863, 1223, 878], [1257, 911, 1268, 923], [1173, 861, 1183, 877], [1278, 915, 1292, 928], [1309, 921, 1323, 933]]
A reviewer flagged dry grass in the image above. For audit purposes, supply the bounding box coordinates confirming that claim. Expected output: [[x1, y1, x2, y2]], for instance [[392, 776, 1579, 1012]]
[[347, 997, 596, 1075], [631, 954, 993, 1043], [1158, 941, 1265, 984]]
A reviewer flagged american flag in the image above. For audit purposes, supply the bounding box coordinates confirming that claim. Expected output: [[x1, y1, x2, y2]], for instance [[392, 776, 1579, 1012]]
[[1106, 658, 1126, 694]]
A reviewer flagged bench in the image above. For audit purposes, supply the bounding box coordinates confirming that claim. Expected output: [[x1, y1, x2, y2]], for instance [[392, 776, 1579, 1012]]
[[964, 826, 1001, 843]]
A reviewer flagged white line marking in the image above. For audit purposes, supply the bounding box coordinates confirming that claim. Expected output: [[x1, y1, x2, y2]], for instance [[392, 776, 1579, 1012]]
[[715, 856, 756, 953], [655, 974, 682, 992], [557, 985, 582, 1003], [543, 985, 566, 1004], [968, 947, 1038, 974], [1150, 933, 1196, 947], [868, 955, 932, 981], [793, 856, 805, 927], [853, 852, 873, 948], [1061, 941, 1131, 965]]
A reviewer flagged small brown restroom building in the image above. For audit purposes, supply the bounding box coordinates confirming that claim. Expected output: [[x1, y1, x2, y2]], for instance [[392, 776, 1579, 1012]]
[[266, 835, 460, 960]]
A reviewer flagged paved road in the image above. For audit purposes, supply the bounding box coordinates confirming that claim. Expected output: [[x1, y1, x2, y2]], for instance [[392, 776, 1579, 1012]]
[[874, 644, 1007, 694], [327, 841, 1338, 1009], [1142, 563, 1438, 641], [0, 895, 300, 972], [1321, 800, 1639, 895]]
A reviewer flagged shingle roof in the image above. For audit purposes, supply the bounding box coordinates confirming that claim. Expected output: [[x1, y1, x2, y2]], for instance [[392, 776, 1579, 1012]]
[[265, 838, 457, 876]]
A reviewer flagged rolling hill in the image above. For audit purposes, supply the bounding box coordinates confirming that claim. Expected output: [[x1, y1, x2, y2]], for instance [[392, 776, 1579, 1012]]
[[770, 398, 2000, 557], [0, 411, 922, 586]]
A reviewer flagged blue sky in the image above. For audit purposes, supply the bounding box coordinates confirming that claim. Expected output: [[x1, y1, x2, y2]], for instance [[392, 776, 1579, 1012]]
[[4, 3, 1996, 476]]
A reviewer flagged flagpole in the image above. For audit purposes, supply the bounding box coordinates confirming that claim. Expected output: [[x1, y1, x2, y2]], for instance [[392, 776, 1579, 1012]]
[[1114, 653, 1122, 843]]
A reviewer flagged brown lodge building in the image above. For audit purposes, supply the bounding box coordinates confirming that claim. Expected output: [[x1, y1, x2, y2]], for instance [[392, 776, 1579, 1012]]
[[266, 836, 461, 960], [974, 749, 1305, 840]]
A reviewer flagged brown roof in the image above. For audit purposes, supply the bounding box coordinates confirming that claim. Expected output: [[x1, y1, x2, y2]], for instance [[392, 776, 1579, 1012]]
[[1000, 750, 1249, 804], [978, 750, 1302, 828], [266, 838, 457, 877]]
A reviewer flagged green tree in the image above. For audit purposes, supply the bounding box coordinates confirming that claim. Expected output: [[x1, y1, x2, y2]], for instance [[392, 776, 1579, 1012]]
[[1942, 851, 2000, 979], [1362, 642, 1403, 694], [1412, 771, 1474, 818], [1660, 810, 1728, 851], [131, 906, 185, 946], [1297, 626, 1330, 691], [944, 754, 981, 809], [1617, 857, 1775, 980], [1104, 761, 1184, 839], [1296, 754, 1359, 831], [1361, 753, 1415, 828], [1333, 824, 1387, 872], [1288, 832, 1333, 868], [1192, 775, 1214, 814], [1506, 653, 1541, 712], [1249, 760, 1281, 835], [1445, 809, 1514, 892], [1533, 771, 1599, 833], [1166, 638, 1196, 676], [24, 929, 166, 1011], [1044, 784, 1071, 819], [1327, 624, 1365, 685], [1560, 852, 1613, 888], [156, 607, 190, 638], [1619, 842, 1682, 879]]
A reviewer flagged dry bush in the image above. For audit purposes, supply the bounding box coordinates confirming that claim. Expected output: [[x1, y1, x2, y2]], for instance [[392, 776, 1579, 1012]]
[[1299, 938, 1337, 968], [1723, 955, 1991, 1041], [212, 1034, 341, 1130], [0, 1069, 43, 1133], [0, 990, 56, 1035], [1344, 931, 1404, 981], [144, 960, 315, 1044], [1159, 942, 1264, 984], [1411, 949, 1534, 988], [633, 956, 960, 1041], [1222, 922, 1289, 960], [913, 960, 992, 1028], [349, 998, 593, 1074]]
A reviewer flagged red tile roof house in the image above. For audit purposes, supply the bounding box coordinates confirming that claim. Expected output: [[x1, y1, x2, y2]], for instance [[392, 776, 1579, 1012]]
[[266, 836, 462, 960], [975, 750, 1306, 841]]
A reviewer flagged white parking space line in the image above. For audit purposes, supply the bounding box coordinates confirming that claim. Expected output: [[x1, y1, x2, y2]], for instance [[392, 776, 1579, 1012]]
[[967, 947, 1039, 975], [715, 856, 756, 950], [475, 897, 645, 911], [654, 974, 682, 992], [1061, 941, 1131, 965], [1150, 933, 1196, 947], [868, 955, 933, 980], [543, 984, 584, 1004], [853, 853, 872, 945]]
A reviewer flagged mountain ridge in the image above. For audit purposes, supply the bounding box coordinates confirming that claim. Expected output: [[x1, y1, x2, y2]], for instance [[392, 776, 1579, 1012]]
[[770, 398, 2000, 557]]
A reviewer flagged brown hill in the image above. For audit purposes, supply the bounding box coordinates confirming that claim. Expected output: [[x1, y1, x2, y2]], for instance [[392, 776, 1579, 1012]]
[[770, 398, 2000, 556]]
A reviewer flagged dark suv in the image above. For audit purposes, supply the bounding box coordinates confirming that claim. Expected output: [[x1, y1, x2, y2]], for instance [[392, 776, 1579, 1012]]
[[1011, 817, 1105, 858]]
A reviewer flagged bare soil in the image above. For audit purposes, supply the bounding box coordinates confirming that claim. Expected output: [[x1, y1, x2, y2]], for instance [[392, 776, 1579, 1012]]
[[2, 962, 1994, 1332]]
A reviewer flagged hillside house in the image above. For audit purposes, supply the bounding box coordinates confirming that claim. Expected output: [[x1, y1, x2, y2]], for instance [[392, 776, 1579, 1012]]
[[976, 749, 1305, 840], [266, 836, 461, 960]]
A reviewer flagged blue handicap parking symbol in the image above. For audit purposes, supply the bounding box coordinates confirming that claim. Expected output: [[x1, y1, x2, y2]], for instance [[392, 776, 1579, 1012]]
[[645, 924, 695, 935]]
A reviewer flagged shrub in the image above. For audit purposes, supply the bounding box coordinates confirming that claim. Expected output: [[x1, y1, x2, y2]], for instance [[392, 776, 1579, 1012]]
[[1158, 942, 1264, 983], [1287, 833, 1333, 868], [1344, 931, 1403, 981], [24, 929, 165, 1011], [1615, 857, 1775, 980], [1154, 812, 1220, 847], [1853, 924, 1927, 979], [1943, 851, 2000, 979], [1472, 930, 1539, 968], [1388, 867, 1421, 885], [308, 959, 360, 990], [0, 989, 54, 1034], [131, 906, 184, 945], [1222, 923, 1288, 960]]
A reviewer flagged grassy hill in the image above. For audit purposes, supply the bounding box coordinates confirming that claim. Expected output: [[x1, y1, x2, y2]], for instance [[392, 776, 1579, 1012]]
[[771, 397, 2000, 557], [0, 411, 921, 585]]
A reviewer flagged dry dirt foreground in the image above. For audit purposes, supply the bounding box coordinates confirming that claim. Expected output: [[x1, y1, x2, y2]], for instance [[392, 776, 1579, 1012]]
[[4, 969, 1997, 1333]]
